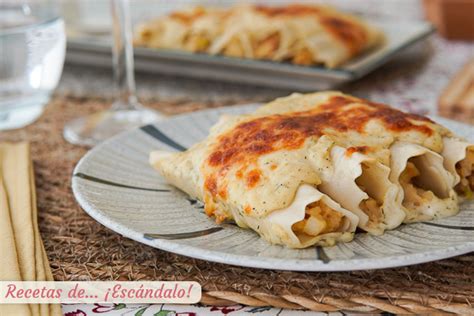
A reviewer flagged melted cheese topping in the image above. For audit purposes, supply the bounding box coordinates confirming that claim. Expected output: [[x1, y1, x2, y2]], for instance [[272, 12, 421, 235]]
[[204, 95, 435, 205], [291, 200, 344, 237], [254, 4, 368, 54], [169, 7, 206, 24], [455, 149, 474, 197]]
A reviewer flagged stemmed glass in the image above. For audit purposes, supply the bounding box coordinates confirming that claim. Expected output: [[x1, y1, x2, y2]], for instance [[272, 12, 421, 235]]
[[64, 0, 161, 146]]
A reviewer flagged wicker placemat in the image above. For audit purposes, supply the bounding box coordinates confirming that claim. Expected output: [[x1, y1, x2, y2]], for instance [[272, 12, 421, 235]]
[[1, 96, 473, 315]]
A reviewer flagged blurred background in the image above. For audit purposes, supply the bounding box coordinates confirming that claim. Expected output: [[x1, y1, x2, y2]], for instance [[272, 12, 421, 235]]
[[58, 0, 473, 110], [1, 0, 473, 129]]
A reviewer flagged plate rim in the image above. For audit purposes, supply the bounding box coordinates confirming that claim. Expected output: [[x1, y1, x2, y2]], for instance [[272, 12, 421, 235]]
[[72, 104, 474, 272]]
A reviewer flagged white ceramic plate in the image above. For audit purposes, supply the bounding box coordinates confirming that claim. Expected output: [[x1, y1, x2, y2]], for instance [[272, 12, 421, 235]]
[[72, 104, 474, 271]]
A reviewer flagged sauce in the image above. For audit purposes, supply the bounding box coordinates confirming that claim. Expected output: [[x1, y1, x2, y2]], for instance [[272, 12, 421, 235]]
[[255, 4, 368, 54]]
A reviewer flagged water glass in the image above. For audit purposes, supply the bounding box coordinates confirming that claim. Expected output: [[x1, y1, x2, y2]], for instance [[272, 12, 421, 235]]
[[0, 1, 66, 130]]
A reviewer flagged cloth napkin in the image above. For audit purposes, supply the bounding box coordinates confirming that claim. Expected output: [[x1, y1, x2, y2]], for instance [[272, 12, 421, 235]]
[[0, 142, 62, 316]]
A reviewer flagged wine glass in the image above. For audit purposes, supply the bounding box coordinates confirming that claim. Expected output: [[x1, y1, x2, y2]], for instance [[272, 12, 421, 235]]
[[63, 0, 162, 146]]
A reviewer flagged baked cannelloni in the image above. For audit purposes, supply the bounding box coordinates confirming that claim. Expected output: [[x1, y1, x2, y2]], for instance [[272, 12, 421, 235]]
[[135, 4, 384, 68], [150, 92, 472, 248]]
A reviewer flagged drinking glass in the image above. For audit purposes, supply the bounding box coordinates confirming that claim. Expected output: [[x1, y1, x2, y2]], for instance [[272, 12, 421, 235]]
[[63, 0, 161, 146], [0, 0, 66, 130]]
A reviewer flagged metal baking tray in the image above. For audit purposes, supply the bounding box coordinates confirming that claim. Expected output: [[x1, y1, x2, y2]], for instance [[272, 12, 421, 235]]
[[66, 19, 434, 91]]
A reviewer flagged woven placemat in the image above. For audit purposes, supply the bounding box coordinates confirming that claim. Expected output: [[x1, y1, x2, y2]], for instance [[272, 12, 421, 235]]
[[1, 96, 473, 315]]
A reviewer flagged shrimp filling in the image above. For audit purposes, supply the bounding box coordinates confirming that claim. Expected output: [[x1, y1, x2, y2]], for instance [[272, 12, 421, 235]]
[[292, 201, 344, 237], [184, 34, 211, 52], [355, 163, 384, 224], [224, 37, 245, 57], [255, 33, 280, 59], [292, 47, 313, 65], [399, 156, 448, 208], [455, 149, 474, 198]]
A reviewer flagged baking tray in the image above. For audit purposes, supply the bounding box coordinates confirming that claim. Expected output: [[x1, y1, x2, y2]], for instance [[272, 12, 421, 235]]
[[66, 19, 434, 91]]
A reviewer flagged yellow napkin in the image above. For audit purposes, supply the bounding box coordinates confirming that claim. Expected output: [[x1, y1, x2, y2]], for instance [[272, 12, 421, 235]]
[[0, 143, 62, 316]]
